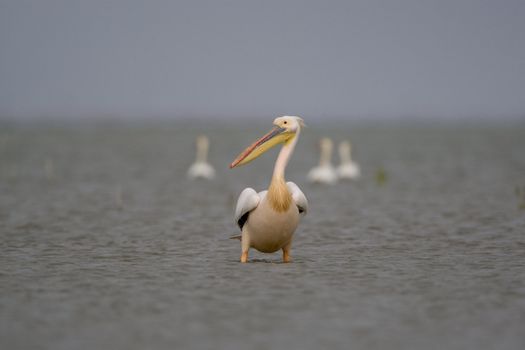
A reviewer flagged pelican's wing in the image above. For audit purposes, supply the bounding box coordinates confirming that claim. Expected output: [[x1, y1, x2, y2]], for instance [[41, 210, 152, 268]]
[[234, 188, 261, 230], [287, 181, 308, 215]]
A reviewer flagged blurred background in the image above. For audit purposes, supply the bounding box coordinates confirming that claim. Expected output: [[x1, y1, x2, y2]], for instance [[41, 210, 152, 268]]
[[1, 1, 525, 350]]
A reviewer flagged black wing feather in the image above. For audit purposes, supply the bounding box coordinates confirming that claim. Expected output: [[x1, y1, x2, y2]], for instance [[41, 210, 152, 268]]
[[237, 212, 250, 230]]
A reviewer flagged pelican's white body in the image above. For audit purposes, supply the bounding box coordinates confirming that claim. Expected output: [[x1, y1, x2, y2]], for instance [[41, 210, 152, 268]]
[[187, 162, 215, 179], [234, 182, 307, 253]]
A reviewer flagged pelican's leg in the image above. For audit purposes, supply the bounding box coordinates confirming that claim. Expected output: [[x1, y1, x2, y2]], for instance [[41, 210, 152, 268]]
[[282, 241, 292, 263], [240, 231, 250, 263]]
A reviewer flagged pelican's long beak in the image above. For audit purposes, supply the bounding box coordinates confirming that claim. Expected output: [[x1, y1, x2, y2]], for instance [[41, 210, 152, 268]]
[[230, 126, 289, 168]]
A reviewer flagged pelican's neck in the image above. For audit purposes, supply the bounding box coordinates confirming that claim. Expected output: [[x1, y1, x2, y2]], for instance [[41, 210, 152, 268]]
[[272, 129, 300, 181], [339, 142, 352, 164], [319, 142, 332, 166], [268, 129, 300, 212], [196, 137, 209, 163]]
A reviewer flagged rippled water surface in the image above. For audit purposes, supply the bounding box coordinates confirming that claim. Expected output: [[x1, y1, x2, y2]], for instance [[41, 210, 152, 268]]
[[1, 121, 525, 349]]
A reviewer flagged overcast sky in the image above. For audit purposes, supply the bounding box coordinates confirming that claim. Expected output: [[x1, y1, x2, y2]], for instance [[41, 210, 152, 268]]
[[1, 0, 524, 121]]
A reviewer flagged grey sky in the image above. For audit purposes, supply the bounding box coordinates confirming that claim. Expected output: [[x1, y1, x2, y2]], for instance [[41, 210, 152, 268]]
[[1, 0, 524, 120]]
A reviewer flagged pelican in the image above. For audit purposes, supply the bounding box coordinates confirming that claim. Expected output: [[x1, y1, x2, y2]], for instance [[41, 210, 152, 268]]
[[307, 137, 337, 184], [337, 140, 361, 180], [230, 116, 308, 263], [187, 135, 215, 180]]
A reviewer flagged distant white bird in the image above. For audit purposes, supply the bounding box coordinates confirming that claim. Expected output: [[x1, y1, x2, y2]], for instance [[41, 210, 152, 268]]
[[307, 137, 337, 184], [187, 135, 215, 180], [337, 140, 361, 180]]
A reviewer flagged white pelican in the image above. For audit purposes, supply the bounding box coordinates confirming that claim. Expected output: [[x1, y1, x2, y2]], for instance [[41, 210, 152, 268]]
[[307, 137, 337, 184], [230, 116, 308, 263], [337, 140, 361, 180], [187, 135, 215, 180]]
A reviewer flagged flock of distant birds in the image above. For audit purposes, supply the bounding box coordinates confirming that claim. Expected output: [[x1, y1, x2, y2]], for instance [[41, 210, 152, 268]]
[[187, 134, 360, 184], [186, 116, 360, 263]]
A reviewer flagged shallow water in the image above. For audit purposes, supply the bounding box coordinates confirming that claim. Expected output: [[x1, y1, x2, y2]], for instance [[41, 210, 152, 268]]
[[1, 121, 525, 349]]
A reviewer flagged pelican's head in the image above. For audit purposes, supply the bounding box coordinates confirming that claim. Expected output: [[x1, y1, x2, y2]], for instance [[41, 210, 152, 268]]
[[230, 116, 305, 168], [272, 115, 305, 132]]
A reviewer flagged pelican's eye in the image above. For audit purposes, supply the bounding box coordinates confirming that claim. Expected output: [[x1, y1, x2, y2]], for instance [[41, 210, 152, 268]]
[[283, 121, 287, 125]]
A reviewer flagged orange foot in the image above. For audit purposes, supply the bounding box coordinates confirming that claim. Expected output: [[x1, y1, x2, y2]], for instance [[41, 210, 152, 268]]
[[240, 252, 248, 263]]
